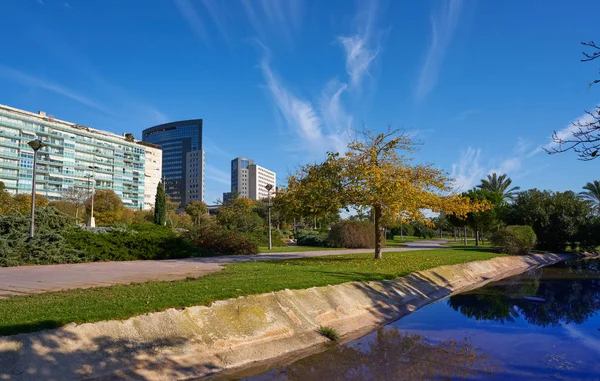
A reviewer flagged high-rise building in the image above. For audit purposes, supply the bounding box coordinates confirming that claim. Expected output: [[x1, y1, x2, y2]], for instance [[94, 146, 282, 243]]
[[230, 157, 253, 199], [142, 120, 203, 206], [231, 157, 276, 200], [0, 104, 161, 209]]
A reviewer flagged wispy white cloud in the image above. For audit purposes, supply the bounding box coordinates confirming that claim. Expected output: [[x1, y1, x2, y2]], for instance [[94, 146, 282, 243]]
[[415, 0, 464, 101], [205, 164, 230, 185], [0, 65, 114, 116], [451, 147, 483, 191], [542, 108, 599, 153], [173, 0, 209, 45], [338, 36, 379, 89], [203, 138, 233, 159], [239, 0, 304, 47], [338, 0, 380, 89], [63, 2, 73, 9], [200, 0, 231, 44], [455, 109, 481, 120], [259, 45, 353, 156]]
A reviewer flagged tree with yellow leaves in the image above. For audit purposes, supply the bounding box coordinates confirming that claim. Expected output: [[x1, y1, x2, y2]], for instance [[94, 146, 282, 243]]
[[286, 128, 489, 259]]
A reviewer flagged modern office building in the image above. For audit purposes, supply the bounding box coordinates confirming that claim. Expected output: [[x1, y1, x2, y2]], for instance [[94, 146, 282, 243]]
[[0, 104, 162, 209], [142, 120, 204, 206], [230, 157, 276, 200]]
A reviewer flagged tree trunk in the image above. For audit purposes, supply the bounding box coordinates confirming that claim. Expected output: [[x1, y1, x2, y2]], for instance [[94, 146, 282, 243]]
[[463, 226, 467, 245], [374, 205, 383, 259], [75, 206, 79, 224], [475, 229, 480, 246]]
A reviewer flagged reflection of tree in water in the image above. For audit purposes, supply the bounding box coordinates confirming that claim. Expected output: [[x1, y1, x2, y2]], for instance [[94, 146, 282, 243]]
[[448, 259, 600, 327], [265, 328, 495, 381]]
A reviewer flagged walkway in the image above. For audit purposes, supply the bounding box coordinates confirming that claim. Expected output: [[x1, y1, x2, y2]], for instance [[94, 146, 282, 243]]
[[0, 240, 448, 298]]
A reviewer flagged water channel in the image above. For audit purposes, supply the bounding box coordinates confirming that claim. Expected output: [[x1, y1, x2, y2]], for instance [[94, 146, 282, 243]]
[[234, 258, 600, 380]]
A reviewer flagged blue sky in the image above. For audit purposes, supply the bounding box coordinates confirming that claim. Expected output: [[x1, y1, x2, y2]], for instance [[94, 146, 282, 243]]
[[1, 0, 599, 204]]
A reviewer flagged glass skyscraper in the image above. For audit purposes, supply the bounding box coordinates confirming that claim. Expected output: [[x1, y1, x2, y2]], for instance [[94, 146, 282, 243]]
[[142, 120, 204, 206]]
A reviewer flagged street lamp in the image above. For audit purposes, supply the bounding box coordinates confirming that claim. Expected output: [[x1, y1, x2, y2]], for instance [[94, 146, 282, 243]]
[[265, 183, 273, 250], [87, 166, 98, 228], [27, 139, 46, 239]]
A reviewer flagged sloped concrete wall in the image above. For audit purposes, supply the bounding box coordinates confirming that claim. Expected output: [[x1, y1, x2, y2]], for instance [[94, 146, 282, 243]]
[[0, 253, 573, 380]]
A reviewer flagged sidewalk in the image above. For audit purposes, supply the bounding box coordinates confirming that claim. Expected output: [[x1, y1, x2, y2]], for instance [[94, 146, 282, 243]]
[[0, 240, 448, 298]]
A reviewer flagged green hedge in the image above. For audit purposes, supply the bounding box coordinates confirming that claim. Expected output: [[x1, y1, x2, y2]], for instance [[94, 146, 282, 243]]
[[63, 224, 202, 261], [295, 229, 332, 247], [490, 225, 537, 255], [327, 221, 376, 248], [184, 224, 258, 255]]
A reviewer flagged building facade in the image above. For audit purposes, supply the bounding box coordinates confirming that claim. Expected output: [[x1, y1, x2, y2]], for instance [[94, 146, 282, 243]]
[[230, 157, 276, 201], [142, 120, 203, 206], [230, 157, 253, 199], [185, 150, 205, 205], [0, 104, 161, 210]]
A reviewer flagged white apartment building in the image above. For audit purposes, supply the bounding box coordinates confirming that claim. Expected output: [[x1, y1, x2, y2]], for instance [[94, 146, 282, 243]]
[[230, 157, 276, 201], [142, 142, 162, 209], [0, 103, 162, 210], [249, 164, 276, 200]]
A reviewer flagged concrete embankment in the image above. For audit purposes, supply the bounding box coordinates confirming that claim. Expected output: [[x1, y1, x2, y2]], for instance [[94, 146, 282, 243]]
[[0, 253, 575, 380]]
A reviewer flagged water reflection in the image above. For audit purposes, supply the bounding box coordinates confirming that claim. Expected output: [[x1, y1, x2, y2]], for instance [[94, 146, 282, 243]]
[[240, 259, 600, 380], [448, 259, 600, 326], [244, 328, 496, 380]]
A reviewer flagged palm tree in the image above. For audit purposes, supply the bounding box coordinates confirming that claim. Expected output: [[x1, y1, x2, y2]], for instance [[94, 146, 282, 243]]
[[580, 180, 600, 215], [477, 173, 520, 201]]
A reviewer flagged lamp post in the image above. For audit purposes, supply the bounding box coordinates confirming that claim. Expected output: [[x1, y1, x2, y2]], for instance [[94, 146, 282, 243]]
[[265, 184, 273, 250], [27, 139, 46, 239], [87, 166, 98, 228]]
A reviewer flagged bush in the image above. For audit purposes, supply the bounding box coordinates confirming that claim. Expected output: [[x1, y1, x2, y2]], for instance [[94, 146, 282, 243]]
[[295, 229, 331, 247], [388, 224, 414, 238], [327, 221, 376, 248], [0, 207, 87, 267], [576, 217, 600, 253], [490, 225, 537, 255], [185, 224, 258, 255], [64, 224, 201, 261], [412, 222, 435, 239]]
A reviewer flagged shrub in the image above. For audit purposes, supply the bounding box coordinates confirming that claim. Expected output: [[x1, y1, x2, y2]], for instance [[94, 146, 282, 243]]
[[63, 224, 201, 261], [185, 224, 258, 255], [412, 222, 435, 239], [576, 217, 600, 253], [0, 207, 87, 267], [327, 221, 376, 248], [295, 229, 331, 247], [490, 225, 537, 255]]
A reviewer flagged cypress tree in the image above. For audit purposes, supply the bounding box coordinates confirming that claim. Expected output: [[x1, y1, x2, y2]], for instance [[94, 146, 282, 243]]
[[154, 182, 167, 226]]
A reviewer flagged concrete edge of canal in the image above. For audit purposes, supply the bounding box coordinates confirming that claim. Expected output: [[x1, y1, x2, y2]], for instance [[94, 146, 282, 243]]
[[0, 253, 585, 380]]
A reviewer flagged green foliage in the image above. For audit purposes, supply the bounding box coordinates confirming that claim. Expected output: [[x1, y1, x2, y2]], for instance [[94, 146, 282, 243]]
[[154, 182, 166, 226], [63, 224, 201, 261], [318, 326, 340, 341], [217, 198, 264, 233], [477, 173, 520, 201], [507, 189, 590, 250], [411, 221, 436, 239], [295, 229, 332, 247], [490, 225, 537, 255], [327, 221, 376, 248], [185, 200, 208, 225], [85, 189, 124, 225], [576, 217, 600, 252], [184, 223, 258, 255], [0, 207, 86, 267]]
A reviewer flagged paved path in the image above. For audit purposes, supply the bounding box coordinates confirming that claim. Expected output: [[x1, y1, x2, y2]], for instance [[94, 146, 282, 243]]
[[0, 240, 448, 298]]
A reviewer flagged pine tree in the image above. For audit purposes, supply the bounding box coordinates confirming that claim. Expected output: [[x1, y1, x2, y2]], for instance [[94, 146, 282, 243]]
[[154, 182, 166, 226]]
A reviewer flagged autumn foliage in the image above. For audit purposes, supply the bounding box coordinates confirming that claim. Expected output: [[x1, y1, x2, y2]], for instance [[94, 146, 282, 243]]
[[286, 128, 489, 258]]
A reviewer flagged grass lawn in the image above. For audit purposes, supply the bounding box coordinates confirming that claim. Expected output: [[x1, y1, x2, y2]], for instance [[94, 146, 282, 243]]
[[258, 245, 339, 253], [0, 247, 502, 337]]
